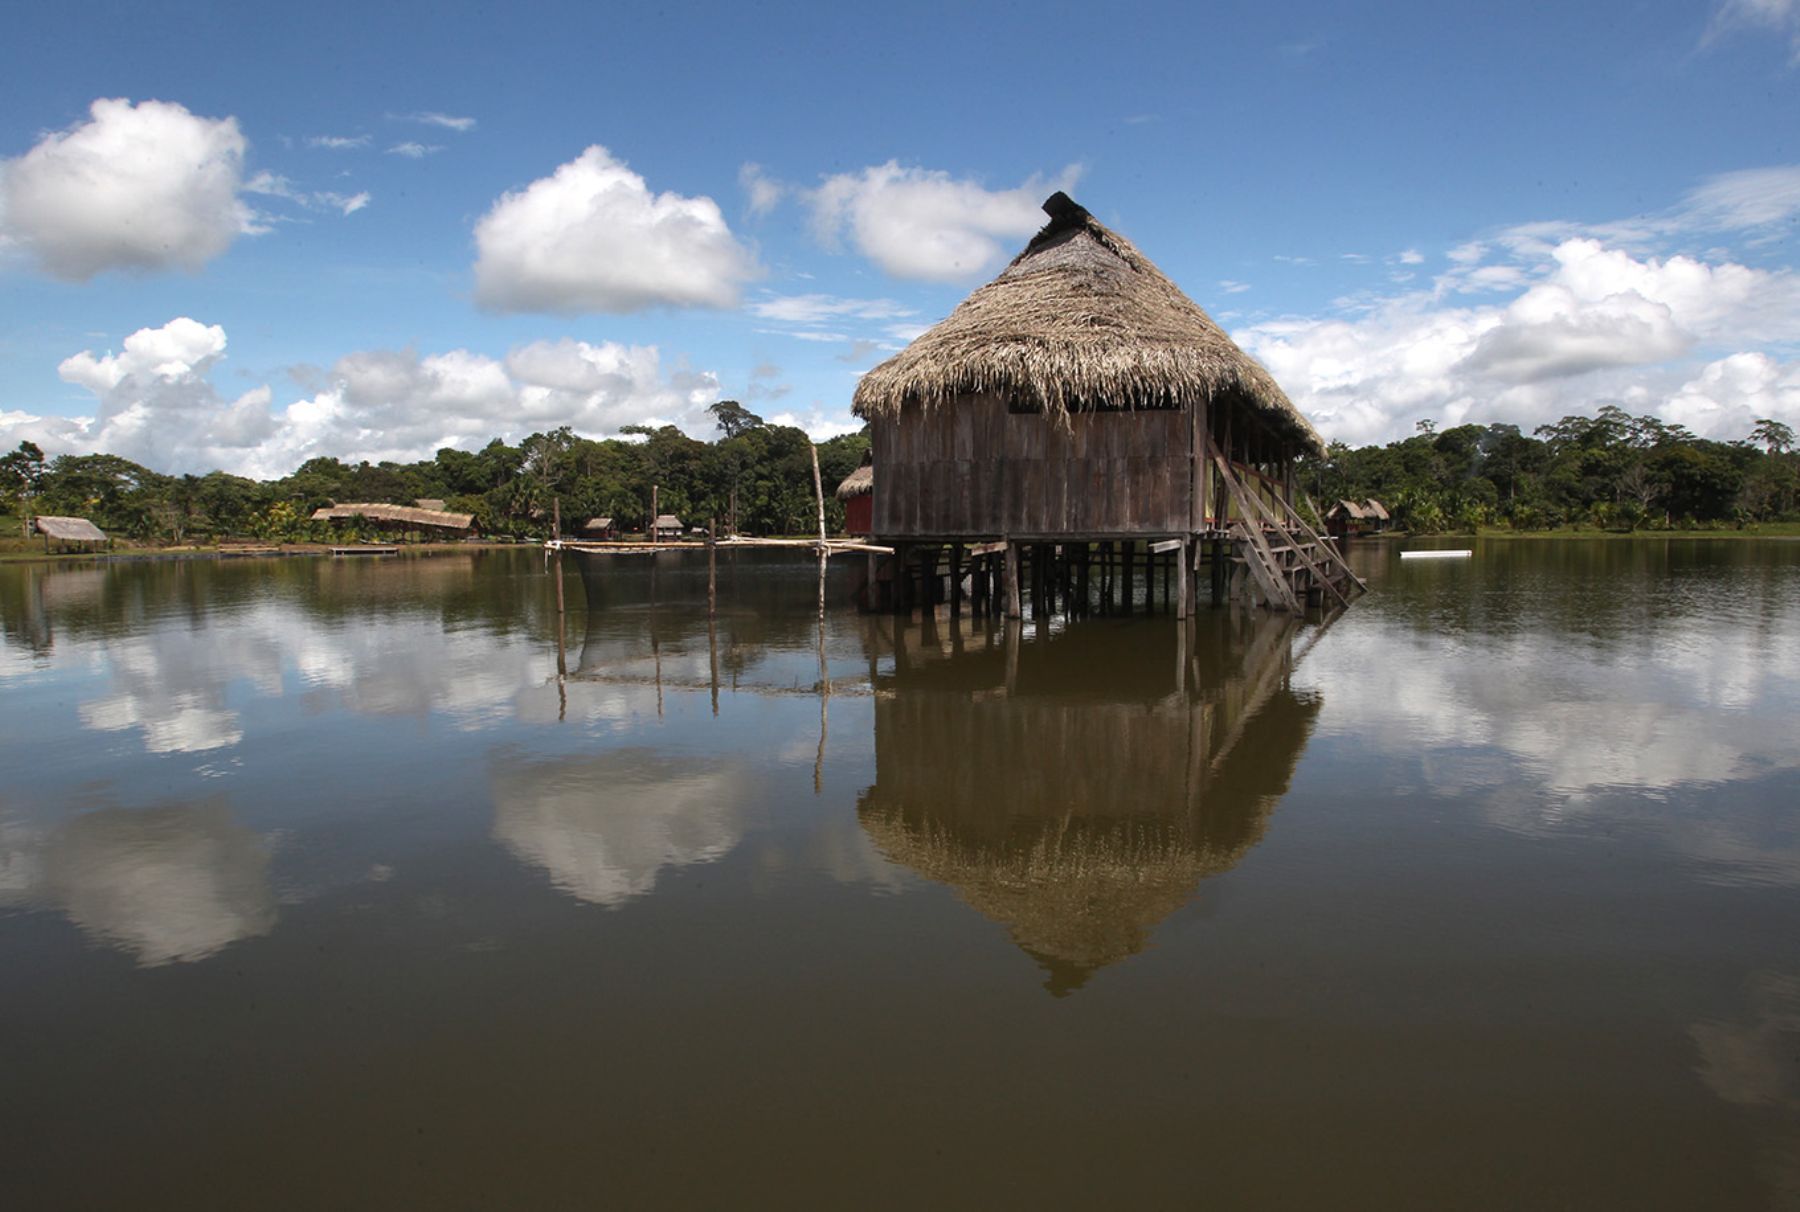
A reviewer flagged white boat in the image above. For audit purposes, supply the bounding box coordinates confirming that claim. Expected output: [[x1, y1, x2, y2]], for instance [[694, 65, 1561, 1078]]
[[1399, 549, 1473, 560]]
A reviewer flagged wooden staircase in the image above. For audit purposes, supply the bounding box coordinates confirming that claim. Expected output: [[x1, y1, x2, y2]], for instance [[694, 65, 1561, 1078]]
[[1211, 453, 1367, 612]]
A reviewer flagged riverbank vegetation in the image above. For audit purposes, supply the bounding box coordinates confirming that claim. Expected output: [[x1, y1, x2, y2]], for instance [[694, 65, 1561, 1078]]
[[2, 403, 1794, 547], [1312, 408, 1795, 534]]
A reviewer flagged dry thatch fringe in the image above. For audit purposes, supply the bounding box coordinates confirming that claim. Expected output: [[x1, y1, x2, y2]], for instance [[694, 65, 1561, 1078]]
[[852, 194, 1324, 458], [861, 812, 1253, 973]]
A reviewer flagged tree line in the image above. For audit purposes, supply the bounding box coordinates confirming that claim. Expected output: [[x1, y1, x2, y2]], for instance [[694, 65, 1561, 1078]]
[[1, 402, 870, 544], [1, 401, 1794, 544], [1312, 408, 1796, 533]]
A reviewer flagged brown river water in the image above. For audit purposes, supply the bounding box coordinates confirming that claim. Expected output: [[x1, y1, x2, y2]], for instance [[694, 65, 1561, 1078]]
[[2, 540, 1798, 1208]]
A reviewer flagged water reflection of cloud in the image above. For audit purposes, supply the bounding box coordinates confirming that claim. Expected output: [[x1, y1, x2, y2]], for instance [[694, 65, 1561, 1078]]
[[46, 596, 556, 757], [1307, 620, 1799, 796], [1693, 971, 1800, 1111], [1691, 971, 1800, 1206], [490, 750, 749, 907], [0, 802, 275, 966], [1305, 616, 1800, 884]]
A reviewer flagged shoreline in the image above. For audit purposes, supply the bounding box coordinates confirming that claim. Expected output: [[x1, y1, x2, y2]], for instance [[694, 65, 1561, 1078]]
[[5, 526, 1799, 566]]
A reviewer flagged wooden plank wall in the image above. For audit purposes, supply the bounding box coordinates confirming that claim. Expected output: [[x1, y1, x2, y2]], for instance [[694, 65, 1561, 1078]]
[[871, 395, 1194, 538]]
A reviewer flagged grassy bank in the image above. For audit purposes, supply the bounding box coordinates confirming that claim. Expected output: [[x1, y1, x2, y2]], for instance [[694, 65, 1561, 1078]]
[[0, 517, 536, 564]]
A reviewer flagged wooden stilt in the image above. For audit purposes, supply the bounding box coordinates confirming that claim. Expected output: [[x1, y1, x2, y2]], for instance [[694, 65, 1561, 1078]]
[[1177, 538, 1191, 619], [1004, 540, 1021, 619], [950, 544, 964, 617]]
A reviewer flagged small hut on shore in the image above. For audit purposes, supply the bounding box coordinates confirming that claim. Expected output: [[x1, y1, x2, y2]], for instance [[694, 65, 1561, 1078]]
[[852, 192, 1356, 614], [652, 514, 684, 540], [580, 516, 617, 540], [30, 516, 108, 553], [835, 453, 874, 536], [1326, 499, 1390, 538]]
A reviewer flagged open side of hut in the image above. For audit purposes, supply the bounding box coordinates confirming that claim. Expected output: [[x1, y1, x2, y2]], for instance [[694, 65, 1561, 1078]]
[[853, 192, 1359, 613], [835, 451, 874, 536], [651, 514, 685, 540]]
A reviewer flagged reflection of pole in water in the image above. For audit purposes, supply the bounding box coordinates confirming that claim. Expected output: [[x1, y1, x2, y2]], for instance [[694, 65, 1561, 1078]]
[[815, 612, 830, 795], [708, 614, 719, 718], [650, 557, 663, 718], [554, 550, 568, 722]]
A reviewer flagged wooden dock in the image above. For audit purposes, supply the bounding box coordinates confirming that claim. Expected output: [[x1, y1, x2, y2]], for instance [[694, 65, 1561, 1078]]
[[328, 545, 399, 556]]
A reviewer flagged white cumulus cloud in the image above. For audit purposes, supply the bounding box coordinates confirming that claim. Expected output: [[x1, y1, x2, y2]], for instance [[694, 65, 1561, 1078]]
[[5, 318, 727, 478], [473, 145, 760, 313], [807, 161, 1082, 282], [1239, 236, 1800, 446], [0, 98, 252, 280]]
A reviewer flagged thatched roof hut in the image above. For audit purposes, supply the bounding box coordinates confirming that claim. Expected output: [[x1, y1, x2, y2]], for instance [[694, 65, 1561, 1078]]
[[310, 503, 475, 532], [855, 193, 1320, 454], [32, 516, 107, 543], [849, 193, 1322, 542], [834, 459, 873, 501]]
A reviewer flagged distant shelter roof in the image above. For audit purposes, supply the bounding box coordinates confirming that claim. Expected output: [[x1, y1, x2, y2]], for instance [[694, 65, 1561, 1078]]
[[311, 503, 475, 530], [835, 462, 874, 500], [33, 515, 107, 542]]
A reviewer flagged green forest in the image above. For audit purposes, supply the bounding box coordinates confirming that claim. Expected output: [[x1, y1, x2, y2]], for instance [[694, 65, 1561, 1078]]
[[2, 401, 1796, 546]]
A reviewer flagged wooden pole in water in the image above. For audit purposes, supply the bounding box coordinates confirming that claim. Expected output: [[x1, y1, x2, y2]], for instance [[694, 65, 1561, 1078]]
[[707, 517, 717, 617], [1177, 538, 1191, 619], [650, 483, 657, 539], [552, 496, 561, 541], [1003, 539, 1021, 619], [809, 442, 827, 621], [949, 544, 963, 617]]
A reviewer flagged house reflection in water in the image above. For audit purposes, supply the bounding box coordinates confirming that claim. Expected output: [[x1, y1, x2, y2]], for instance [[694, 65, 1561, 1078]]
[[858, 613, 1323, 995]]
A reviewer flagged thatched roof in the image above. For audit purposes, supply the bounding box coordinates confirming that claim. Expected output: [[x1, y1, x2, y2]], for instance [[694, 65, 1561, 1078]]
[[835, 461, 873, 500], [310, 503, 474, 530], [1328, 498, 1389, 521], [581, 516, 615, 531], [653, 514, 683, 530], [414, 498, 447, 512], [853, 192, 1323, 458], [33, 516, 106, 542]]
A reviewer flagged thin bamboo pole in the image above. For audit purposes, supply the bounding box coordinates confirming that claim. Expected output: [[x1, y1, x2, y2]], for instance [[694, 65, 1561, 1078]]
[[809, 443, 827, 621]]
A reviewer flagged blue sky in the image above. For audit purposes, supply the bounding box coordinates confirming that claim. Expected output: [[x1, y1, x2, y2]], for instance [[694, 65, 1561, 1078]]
[[2, 0, 1798, 476]]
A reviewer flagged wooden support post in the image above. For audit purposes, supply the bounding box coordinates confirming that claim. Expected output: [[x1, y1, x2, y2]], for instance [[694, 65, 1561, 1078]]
[[893, 543, 909, 614], [552, 496, 561, 541], [1003, 540, 1021, 619], [866, 548, 879, 612], [1121, 540, 1135, 615], [1176, 538, 1191, 619], [950, 544, 963, 617], [707, 518, 717, 617]]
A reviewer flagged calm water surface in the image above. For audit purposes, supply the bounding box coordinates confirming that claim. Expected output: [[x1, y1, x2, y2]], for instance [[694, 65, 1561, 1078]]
[[2, 541, 1798, 1208]]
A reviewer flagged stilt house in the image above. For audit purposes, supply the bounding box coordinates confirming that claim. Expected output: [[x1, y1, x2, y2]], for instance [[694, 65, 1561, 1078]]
[[853, 193, 1359, 613]]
